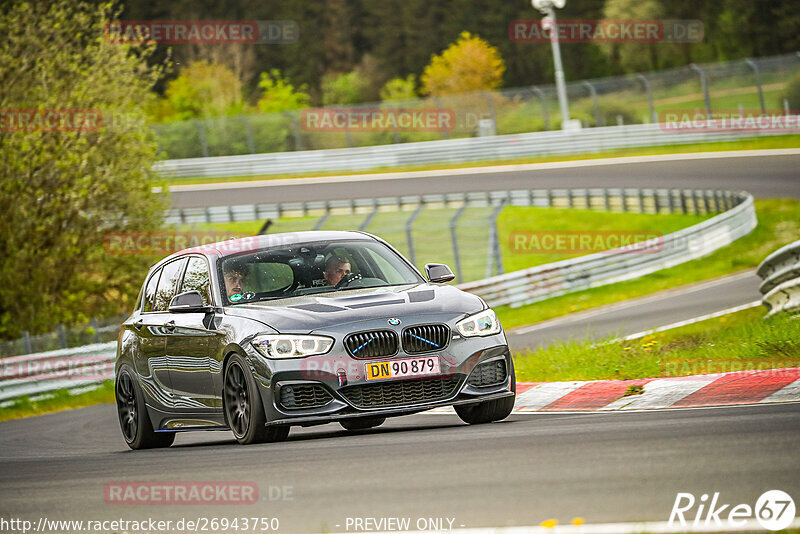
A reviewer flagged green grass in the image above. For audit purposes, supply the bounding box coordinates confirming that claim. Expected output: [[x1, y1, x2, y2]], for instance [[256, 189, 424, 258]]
[[495, 199, 800, 330], [0, 381, 114, 422], [513, 306, 800, 382], [159, 134, 800, 187]]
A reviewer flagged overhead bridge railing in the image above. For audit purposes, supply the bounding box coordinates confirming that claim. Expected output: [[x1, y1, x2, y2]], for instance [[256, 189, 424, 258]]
[[1, 188, 755, 402], [757, 239, 800, 316]]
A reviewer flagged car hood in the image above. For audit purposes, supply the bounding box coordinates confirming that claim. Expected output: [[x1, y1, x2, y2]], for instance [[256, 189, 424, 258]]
[[223, 283, 484, 333]]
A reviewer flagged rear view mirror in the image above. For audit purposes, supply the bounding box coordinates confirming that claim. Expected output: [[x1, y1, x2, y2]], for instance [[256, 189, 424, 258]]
[[425, 263, 455, 283]]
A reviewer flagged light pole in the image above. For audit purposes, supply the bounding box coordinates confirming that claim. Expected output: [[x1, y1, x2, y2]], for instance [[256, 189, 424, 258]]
[[532, 0, 572, 129]]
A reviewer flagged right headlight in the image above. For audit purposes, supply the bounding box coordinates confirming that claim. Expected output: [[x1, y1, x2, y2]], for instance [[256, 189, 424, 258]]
[[456, 309, 501, 337], [251, 334, 334, 359]]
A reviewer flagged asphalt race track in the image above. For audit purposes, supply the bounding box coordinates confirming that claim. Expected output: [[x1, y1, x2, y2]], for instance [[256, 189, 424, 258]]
[[505, 270, 762, 351], [167, 152, 800, 208], [0, 402, 798, 532], [1, 152, 798, 532]]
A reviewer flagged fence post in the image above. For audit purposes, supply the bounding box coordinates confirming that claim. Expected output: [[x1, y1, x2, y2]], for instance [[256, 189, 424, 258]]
[[90, 318, 100, 344], [434, 98, 449, 140], [450, 204, 468, 282], [197, 119, 209, 157], [582, 81, 601, 127], [482, 91, 498, 134], [486, 199, 506, 278], [406, 203, 425, 266], [636, 73, 657, 123], [313, 202, 330, 230], [241, 115, 256, 153], [359, 202, 379, 231], [744, 58, 766, 116], [530, 86, 550, 130], [57, 324, 68, 349], [22, 331, 32, 354], [689, 63, 712, 116]]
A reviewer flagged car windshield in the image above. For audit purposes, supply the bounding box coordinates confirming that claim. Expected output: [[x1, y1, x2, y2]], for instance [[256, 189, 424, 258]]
[[218, 239, 423, 304]]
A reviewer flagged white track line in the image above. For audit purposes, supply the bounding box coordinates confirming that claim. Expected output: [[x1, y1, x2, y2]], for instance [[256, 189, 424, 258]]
[[620, 300, 762, 341], [161, 148, 800, 193], [510, 271, 758, 335], [513, 381, 587, 411]]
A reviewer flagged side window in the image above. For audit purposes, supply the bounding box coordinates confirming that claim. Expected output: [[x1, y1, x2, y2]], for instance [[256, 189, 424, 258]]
[[143, 269, 162, 313], [154, 258, 187, 312], [181, 257, 212, 305]]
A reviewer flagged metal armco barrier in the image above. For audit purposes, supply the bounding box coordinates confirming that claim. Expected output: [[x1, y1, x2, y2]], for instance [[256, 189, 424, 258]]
[[0, 342, 115, 402], [757, 240, 800, 316], [153, 121, 798, 179], [0, 188, 756, 402], [459, 190, 755, 308]]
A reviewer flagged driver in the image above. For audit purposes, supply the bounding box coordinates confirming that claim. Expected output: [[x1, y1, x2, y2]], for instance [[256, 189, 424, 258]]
[[223, 262, 248, 297], [323, 255, 351, 286]]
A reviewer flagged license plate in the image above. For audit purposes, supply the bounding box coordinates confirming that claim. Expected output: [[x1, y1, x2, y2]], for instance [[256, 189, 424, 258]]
[[365, 356, 440, 381]]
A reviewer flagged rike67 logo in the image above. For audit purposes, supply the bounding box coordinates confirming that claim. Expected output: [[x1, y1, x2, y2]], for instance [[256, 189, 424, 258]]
[[669, 490, 796, 531]]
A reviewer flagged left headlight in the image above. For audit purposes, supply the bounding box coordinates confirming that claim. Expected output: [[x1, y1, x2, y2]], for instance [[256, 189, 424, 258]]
[[251, 334, 334, 359], [456, 309, 501, 337]]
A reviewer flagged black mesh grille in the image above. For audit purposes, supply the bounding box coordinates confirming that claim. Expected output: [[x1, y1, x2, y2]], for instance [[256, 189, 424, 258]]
[[344, 330, 398, 358], [402, 324, 451, 354], [340, 377, 461, 408], [467, 359, 507, 387], [279, 383, 333, 410]]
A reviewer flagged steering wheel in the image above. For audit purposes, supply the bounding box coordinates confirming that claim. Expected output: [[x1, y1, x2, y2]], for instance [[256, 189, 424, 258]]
[[335, 272, 362, 289]]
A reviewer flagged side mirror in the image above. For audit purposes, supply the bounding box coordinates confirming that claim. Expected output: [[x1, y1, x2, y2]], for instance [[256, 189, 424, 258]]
[[425, 263, 455, 283], [169, 290, 212, 313]]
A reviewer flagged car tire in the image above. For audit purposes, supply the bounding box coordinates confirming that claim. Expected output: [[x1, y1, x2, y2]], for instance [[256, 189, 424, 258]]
[[455, 358, 516, 425], [223, 354, 290, 445], [339, 417, 386, 431], [116, 365, 176, 450]]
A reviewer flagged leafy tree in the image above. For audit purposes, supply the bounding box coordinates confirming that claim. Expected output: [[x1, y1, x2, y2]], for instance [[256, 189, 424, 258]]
[[257, 70, 311, 112], [380, 75, 418, 101], [321, 70, 368, 105], [421, 31, 505, 96], [154, 61, 244, 122], [0, 1, 167, 339]]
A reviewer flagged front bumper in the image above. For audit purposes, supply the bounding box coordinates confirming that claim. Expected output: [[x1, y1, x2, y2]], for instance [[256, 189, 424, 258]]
[[246, 335, 514, 427]]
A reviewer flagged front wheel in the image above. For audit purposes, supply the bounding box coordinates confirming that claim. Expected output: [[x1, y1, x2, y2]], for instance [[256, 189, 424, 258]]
[[223, 354, 289, 445], [115, 365, 175, 450], [340, 416, 385, 431], [455, 358, 516, 425]]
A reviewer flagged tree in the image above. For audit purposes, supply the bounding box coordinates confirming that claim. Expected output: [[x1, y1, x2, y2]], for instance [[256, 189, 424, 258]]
[[257, 70, 311, 113], [152, 61, 244, 122], [0, 1, 168, 339], [321, 70, 369, 105], [421, 31, 505, 96], [380, 75, 418, 102]]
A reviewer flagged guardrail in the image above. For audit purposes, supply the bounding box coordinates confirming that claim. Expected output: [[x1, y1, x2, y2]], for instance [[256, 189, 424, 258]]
[[1, 188, 756, 402], [757, 239, 800, 316], [0, 342, 115, 402], [154, 120, 798, 179], [460, 190, 755, 308]]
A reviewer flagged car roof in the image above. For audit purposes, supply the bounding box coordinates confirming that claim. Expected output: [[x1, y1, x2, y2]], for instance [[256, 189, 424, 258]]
[[151, 230, 376, 270]]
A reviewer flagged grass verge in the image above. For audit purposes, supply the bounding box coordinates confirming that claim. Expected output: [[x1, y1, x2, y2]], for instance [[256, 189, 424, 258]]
[[159, 134, 800, 187], [0, 381, 114, 422], [495, 199, 800, 330], [513, 306, 800, 383]]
